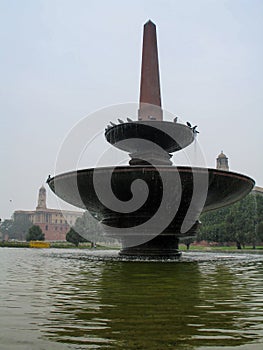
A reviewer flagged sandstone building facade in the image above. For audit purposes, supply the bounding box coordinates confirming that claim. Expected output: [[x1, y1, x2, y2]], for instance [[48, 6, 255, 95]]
[[14, 186, 83, 241]]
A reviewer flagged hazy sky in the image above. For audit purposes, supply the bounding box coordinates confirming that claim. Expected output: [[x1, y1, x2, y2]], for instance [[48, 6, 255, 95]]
[[1, 0, 263, 219]]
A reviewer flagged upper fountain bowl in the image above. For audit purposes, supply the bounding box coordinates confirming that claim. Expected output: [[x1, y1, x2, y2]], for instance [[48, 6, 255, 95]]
[[105, 121, 194, 153]]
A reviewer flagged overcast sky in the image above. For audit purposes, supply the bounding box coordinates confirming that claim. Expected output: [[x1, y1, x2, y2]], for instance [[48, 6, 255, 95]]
[[1, 0, 262, 219]]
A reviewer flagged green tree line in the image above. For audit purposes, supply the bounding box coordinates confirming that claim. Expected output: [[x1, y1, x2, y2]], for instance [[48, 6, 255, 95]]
[[197, 194, 263, 249]]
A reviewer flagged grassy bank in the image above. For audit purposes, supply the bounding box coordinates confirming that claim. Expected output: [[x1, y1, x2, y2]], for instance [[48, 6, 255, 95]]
[[1, 241, 263, 252], [0, 241, 120, 249], [0, 241, 30, 248], [179, 244, 263, 252]]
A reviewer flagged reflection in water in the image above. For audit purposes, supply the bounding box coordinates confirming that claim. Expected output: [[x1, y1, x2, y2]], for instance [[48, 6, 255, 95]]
[[42, 253, 263, 350], [0, 249, 263, 350]]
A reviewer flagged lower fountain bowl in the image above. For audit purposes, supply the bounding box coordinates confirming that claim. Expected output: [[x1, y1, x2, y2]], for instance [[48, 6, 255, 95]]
[[47, 166, 254, 257]]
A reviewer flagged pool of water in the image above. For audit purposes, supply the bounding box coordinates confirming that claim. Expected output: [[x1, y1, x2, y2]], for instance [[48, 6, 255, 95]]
[[0, 248, 263, 350]]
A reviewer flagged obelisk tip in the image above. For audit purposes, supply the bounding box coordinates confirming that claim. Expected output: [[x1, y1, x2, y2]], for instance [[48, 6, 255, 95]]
[[144, 19, 156, 26]]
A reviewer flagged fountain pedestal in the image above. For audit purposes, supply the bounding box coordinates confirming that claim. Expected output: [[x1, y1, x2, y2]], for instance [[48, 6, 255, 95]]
[[119, 234, 181, 258]]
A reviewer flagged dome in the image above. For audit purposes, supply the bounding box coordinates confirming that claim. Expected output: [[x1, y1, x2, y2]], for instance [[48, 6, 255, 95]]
[[217, 151, 227, 159]]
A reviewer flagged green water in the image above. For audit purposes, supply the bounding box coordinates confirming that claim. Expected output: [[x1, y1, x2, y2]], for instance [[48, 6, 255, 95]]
[[0, 248, 263, 350]]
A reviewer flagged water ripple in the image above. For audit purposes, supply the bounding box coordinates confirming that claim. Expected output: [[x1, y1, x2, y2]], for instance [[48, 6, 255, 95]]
[[1, 248, 263, 349]]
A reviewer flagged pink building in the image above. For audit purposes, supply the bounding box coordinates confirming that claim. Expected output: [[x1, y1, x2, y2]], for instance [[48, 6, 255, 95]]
[[14, 186, 83, 241]]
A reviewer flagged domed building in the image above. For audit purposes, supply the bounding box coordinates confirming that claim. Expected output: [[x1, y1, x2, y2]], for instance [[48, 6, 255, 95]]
[[216, 151, 262, 196], [14, 186, 83, 241], [253, 186, 263, 196], [216, 151, 229, 171]]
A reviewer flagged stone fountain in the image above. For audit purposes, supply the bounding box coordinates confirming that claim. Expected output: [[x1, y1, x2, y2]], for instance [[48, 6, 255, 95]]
[[47, 21, 254, 258]]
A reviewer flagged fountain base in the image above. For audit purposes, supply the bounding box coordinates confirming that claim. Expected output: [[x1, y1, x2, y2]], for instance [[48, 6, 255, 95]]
[[119, 234, 182, 258]]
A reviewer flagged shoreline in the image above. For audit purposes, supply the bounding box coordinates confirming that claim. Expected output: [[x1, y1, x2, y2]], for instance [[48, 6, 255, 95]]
[[1, 241, 263, 253]]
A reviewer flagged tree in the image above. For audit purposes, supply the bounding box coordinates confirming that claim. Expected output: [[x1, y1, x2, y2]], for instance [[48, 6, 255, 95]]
[[255, 195, 263, 244], [256, 222, 263, 242], [0, 215, 32, 241], [198, 193, 261, 248], [198, 207, 231, 244], [66, 228, 89, 247], [180, 237, 194, 250], [26, 225, 45, 241], [67, 211, 118, 247], [73, 211, 108, 245], [11, 214, 33, 240], [0, 219, 14, 239]]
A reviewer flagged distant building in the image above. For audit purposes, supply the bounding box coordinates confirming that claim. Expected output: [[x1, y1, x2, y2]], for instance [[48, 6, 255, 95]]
[[216, 151, 262, 196], [14, 186, 83, 241], [216, 151, 229, 171], [252, 186, 263, 196]]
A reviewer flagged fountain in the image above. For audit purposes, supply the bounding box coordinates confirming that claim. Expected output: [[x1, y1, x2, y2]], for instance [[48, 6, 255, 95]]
[[47, 20, 254, 258]]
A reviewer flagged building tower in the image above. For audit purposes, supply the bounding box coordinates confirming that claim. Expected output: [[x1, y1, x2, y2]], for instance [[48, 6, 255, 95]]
[[216, 151, 229, 171], [36, 185, 47, 210]]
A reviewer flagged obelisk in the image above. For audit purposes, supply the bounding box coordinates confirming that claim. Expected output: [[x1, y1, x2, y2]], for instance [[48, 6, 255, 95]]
[[138, 20, 163, 121]]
